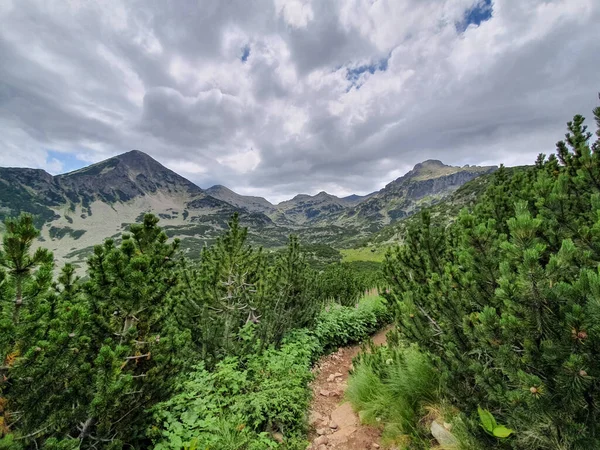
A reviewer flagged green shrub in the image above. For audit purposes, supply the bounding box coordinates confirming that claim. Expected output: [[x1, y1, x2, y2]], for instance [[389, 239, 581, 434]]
[[0, 211, 391, 449], [152, 329, 318, 450], [383, 101, 600, 448], [173, 217, 323, 366], [153, 297, 390, 449], [314, 296, 390, 352], [316, 263, 365, 306]]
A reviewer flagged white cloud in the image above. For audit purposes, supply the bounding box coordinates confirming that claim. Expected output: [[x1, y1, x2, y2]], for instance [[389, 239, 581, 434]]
[[0, 0, 599, 203], [275, 0, 315, 28], [217, 148, 261, 174]]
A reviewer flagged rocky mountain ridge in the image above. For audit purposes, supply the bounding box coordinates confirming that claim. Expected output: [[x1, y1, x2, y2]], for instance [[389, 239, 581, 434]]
[[335, 159, 497, 227], [0, 151, 496, 267]]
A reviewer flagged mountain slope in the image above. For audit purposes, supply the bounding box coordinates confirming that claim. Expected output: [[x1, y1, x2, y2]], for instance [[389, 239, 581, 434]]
[[205, 185, 276, 214], [340, 193, 375, 206], [338, 160, 497, 229], [0, 151, 279, 268], [56, 150, 203, 205], [0, 152, 499, 267], [0, 167, 64, 227], [360, 165, 530, 247], [276, 191, 349, 225]]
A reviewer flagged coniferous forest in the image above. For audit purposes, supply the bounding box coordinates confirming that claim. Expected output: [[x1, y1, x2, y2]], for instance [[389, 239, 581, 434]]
[[1, 100, 600, 449]]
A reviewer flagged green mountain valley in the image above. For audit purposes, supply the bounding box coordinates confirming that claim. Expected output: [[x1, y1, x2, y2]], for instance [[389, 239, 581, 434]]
[[2, 0, 599, 448], [1, 100, 600, 449]]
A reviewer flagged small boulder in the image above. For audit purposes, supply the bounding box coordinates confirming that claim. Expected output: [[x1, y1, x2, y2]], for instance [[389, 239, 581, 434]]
[[330, 389, 343, 397], [309, 411, 325, 426], [313, 435, 328, 446], [431, 420, 458, 448], [319, 389, 330, 397]]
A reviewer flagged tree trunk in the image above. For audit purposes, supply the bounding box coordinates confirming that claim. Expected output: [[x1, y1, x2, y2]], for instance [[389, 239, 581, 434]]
[[13, 278, 23, 324]]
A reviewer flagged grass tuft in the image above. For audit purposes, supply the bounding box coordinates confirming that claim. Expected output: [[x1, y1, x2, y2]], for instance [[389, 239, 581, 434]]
[[346, 338, 439, 448]]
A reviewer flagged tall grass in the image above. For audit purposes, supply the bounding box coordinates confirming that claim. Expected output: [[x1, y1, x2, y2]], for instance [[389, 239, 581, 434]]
[[346, 335, 439, 448]]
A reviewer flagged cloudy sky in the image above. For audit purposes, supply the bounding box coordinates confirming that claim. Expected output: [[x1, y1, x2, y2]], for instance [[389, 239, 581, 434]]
[[0, 0, 598, 203]]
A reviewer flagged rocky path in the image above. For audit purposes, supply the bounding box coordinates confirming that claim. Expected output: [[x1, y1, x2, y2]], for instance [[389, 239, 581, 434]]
[[307, 327, 390, 450]]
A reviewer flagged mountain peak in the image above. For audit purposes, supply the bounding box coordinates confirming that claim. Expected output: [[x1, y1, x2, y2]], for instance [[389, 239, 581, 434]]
[[111, 149, 166, 170], [205, 184, 274, 213], [290, 193, 311, 201], [206, 184, 233, 194], [412, 159, 446, 171], [120, 149, 146, 157], [58, 150, 162, 178], [403, 159, 495, 182], [315, 191, 335, 198], [55, 150, 202, 203], [115, 149, 160, 164]]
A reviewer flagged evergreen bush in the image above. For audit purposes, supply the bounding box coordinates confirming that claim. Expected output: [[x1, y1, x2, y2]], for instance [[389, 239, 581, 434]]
[[383, 98, 600, 449]]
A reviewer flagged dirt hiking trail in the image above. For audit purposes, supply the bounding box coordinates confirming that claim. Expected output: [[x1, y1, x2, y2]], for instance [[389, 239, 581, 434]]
[[307, 327, 390, 450]]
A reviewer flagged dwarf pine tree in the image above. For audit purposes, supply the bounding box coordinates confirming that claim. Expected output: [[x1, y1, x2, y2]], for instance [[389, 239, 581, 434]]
[[317, 263, 364, 306], [4, 214, 186, 449], [472, 204, 600, 449], [0, 213, 53, 332], [259, 235, 321, 344], [77, 213, 186, 446], [384, 98, 600, 449], [0, 214, 54, 442], [175, 213, 267, 362], [175, 215, 325, 363], [6, 264, 92, 445]]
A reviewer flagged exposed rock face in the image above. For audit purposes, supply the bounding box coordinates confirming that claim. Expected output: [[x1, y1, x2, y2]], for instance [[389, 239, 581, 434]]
[[338, 160, 497, 227], [405, 169, 487, 198], [0, 167, 65, 227], [56, 150, 203, 204]]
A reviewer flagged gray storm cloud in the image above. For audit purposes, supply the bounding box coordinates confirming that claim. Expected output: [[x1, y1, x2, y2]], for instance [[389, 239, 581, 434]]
[[0, 0, 598, 203]]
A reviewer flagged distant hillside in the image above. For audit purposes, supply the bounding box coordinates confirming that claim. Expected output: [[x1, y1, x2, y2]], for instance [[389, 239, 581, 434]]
[[336, 160, 497, 231], [0, 151, 279, 268], [205, 186, 378, 226], [340, 193, 376, 206], [0, 151, 498, 267], [205, 185, 276, 215], [275, 192, 349, 225], [358, 165, 530, 248]]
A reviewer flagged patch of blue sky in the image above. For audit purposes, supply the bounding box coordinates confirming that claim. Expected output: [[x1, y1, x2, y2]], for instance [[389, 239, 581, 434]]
[[346, 56, 389, 90], [241, 45, 250, 63], [458, 0, 493, 32], [46, 150, 86, 174]]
